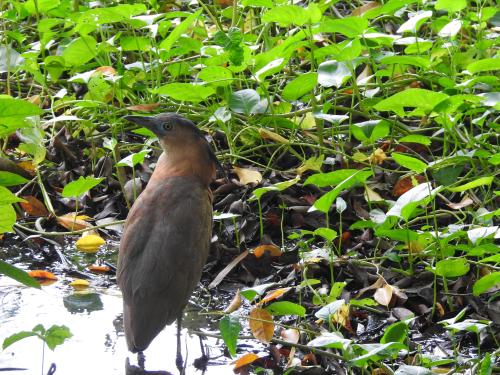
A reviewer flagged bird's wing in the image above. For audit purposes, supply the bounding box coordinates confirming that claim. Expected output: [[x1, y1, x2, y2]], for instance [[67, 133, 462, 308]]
[[117, 175, 212, 320]]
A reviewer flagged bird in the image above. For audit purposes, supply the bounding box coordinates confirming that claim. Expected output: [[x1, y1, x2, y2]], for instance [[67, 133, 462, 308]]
[[117, 113, 218, 373]]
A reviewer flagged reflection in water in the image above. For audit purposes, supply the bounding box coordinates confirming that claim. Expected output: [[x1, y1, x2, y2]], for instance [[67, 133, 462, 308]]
[[0, 275, 233, 374], [63, 292, 104, 313]]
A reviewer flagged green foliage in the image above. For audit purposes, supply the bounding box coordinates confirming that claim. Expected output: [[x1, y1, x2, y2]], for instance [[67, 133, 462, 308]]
[[61, 176, 104, 198], [3, 324, 72, 351], [219, 315, 241, 357]]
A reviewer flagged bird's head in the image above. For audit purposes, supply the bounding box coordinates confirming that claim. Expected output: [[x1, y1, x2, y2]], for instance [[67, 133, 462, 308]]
[[123, 113, 204, 149]]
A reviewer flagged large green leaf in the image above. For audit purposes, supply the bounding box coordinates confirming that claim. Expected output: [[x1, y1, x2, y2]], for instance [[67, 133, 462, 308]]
[[473, 272, 500, 296], [159, 10, 202, 52], [219, 315, 241, 357], [282, 72, 318, 101], [61, 176, 104, 198], [154, 83, 215, 102], [374, 89, 448, 116], [62, 36, 98, 66]]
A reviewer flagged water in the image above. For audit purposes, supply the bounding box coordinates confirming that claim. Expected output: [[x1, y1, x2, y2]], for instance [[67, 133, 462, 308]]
[[0, 262, 234, 374]]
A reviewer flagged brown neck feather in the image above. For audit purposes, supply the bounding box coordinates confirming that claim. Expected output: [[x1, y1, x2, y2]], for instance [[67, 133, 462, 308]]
[[149, 139, 216, 188]]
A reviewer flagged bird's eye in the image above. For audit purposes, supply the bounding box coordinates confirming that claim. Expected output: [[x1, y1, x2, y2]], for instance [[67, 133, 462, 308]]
[[163, 122, 173, 131]]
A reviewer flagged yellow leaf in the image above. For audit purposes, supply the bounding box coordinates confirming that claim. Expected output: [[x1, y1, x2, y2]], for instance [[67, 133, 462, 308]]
[[369, 148, 387, 165], [224, 289, 242, 313], [70, 279, 90, 290], [232, 353, 260, 371], [233, 166, 262, 185], [374, 284, 394, 307], [76, 234, 105, 253]]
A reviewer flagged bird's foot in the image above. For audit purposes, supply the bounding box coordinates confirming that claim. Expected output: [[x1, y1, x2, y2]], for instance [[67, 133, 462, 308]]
[[138, 352, 146, 370]]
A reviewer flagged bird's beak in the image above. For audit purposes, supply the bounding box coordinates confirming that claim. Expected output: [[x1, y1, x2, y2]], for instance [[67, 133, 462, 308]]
[[123, 115, 157, 132]]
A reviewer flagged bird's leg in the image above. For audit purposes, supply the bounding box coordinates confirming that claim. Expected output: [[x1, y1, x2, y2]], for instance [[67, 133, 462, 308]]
[[176, 316, 184, 374], [138, 351, 145, 370]]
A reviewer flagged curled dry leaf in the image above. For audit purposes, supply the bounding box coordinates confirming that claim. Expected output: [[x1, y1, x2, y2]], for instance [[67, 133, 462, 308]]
[[57, 213, 93, 231], [258, 128, 288, 144], [448, 196, 474, 210], [369, 148, 387, 165], [224, 289, 242, 313], [20, 195, 49, 217], [95, 66, 117, 76], [249, 308, 274, 344], [233, 166, 262, 185], [75, 234, 105, 253], [280, 328, 300, 344], [253, 244, 282, 258], [331, 303, 353, 333], [126, 103, 161, 112], [374, 283, 394, 307], [233, 353, 260, 372], [70, 279, 90, 290], [259, 287, 291, 305], [352, 1, 381, 16], [28, 270, 58, 281]]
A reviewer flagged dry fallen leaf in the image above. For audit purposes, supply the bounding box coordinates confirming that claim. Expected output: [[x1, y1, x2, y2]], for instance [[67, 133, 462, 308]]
[[224, 289, 242, 314], [17, 161, 36, 174], [259, 287, 291, 305], [331, 303, 353, 333], [447, 196, 474, 210], [57, 213, 93, 231], [233, 166, 262, 185], [70, 279, 90, 290], [393, 175, 426, 197], [28, 270, 58, 281], [88, 265, 111, 273], [374, 283, 394, 307], [258, 128, 288, 144], [352, 1, 381, 16], [233, 353, 260, 372], [75, 234, 105, 253], [126, 103, 161, 112], [253, 244, 282, 258], [369, 148, 387, 165], [249, 308, 274, 344], [95, 66, 117, 76], [20, 195, 49, 217]]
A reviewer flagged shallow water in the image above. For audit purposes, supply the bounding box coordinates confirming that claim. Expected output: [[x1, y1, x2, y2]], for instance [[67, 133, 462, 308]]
[[0, 247, 234, 375]]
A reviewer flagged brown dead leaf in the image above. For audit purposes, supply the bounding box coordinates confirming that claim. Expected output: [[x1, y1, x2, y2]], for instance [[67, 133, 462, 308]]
[[233, 353, 260, 372], [28, 95, 41, 105], [259, 287, 291, 305], [356, 276, 385, 298], [17, 161, 36, 174], [331, 303, 353, 333], [352, 1, 381, 16], [57, 213, 93, 231], [253, 244, 282, 258], [258, 128, 288, 144], [224, 289, 242, 313], [126, 103, 161, 112], [95, 66, 117, 76], [374, 283, 394, 307], [393, 175, 426, 197], [280, 328, 300, 344], [249, 308, 274, 343], [20, 195, 49, 217], [364, 185, 384, 202], [394, 142, 428, 154], [233, 166, 262, 185]]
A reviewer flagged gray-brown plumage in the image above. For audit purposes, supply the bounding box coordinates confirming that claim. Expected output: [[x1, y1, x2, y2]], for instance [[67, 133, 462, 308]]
[[117, 113, 217, 357]]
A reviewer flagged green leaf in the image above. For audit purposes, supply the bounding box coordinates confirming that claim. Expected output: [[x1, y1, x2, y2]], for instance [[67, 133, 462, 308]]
[[0, 96, 42, 137], [0, 172, 28, 186], [479, 353, 492, 375], [0, 204, 16, 233], [214, 27, 244, 66], [61, 176, 104, 198], [159, 10, 202, 52], [219, 315, 241, 357], [282, 72, 318, 101], [350, 342, 407, 366], [380, 321, 408, 344], [317, 60, 352, 88], [305, 169, 363, 188], [466, 58, 500, 74], [434, 258, 470, 278], [392, 152, 428, 173], [313, 228, 337, 242], [262, 5, 311, 26], [447, 176, 494, 192], [473, 272, 500, 296], [398, 135, 431, 146], [251, 176, 300, 201], [3, 331, 38, 350], [266, 301, 306, 317], [435, 0, 467, 13], [310, 170, 373, 213], [315, 300, 345, 319], [229, 89, 267, 115], [43, 325, 73, 350], [374, 89, 449, 117], [153, 83, 215, 103], [319, 16, 368, 37], [62, 36, 98, 67], [242, 0, 273, 7], [120, 36, 151, 52], [198, 66, 233, 87], [116, 149, 150, 168], [350, 120, 390, 144], [380, 55, 431, 69], [307, 332, 351, 350], [0, 260, 40, 289], [0, 186, 26, 205]]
